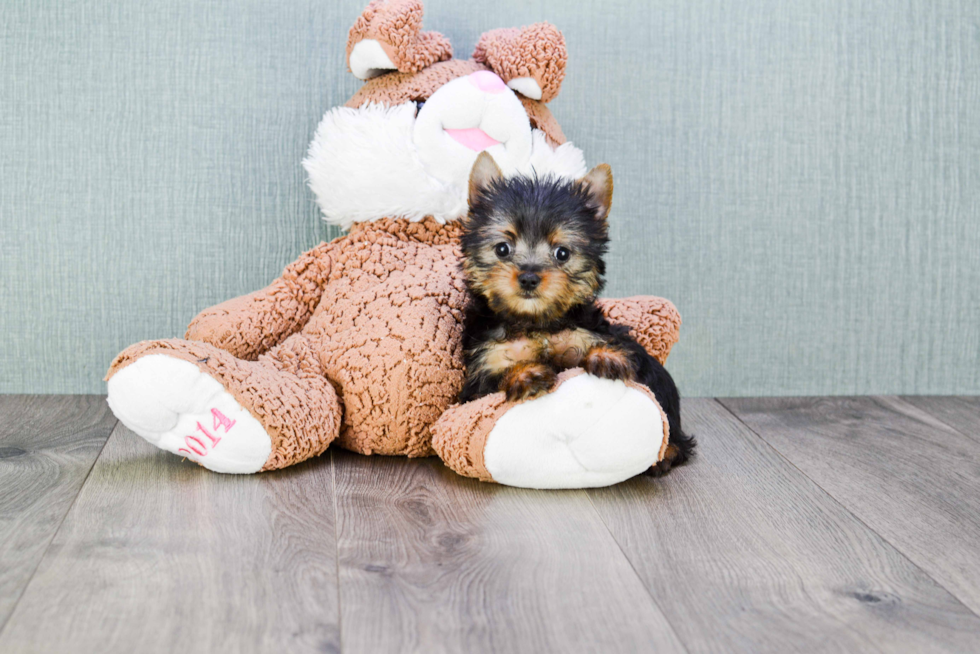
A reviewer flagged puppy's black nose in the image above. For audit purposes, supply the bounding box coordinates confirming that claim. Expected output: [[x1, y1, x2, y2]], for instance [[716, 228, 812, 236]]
[[518, 272, 541, 291]]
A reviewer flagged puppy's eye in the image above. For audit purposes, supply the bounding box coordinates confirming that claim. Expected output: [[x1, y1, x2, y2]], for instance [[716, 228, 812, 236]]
[[494, 242, 512, 258], [554, 246, 571, 262]]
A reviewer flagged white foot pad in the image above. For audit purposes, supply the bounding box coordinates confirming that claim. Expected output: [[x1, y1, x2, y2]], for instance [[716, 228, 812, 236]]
[[107, 354, 272, 473], [484, 374, 665, 489]]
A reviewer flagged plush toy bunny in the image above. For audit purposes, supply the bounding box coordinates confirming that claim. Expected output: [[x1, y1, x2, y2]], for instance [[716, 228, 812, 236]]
[[106, 0, 681, 489]]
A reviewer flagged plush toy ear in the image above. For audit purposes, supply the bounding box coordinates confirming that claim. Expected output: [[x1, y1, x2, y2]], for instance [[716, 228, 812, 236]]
[[579, 164, 613, 222], [472, 23, 567, 102], [346, 0, 453, 80], [468, 152, 504, 207]]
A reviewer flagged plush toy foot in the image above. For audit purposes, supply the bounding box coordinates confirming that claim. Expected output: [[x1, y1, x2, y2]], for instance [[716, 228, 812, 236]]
[[432, 370, 669, 489], [107, 354, 272, 473]]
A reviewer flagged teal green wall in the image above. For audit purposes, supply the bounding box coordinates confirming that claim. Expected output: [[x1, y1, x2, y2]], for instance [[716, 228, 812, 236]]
[[2, 0, 979, 396]]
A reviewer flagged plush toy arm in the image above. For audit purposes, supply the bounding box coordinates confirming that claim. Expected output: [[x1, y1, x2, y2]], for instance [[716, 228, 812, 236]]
[[596, 296, 681, 365], [185, 241, 335, 361]]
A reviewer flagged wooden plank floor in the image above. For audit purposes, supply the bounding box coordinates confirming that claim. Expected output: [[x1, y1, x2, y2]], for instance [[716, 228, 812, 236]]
[[2, 395, 980, 653], [720, 396, 980, 618], [0, 396, 114, 630]]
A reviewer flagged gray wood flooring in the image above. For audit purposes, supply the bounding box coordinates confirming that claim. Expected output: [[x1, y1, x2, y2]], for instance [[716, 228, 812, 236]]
[[1, 395, 979, 653]]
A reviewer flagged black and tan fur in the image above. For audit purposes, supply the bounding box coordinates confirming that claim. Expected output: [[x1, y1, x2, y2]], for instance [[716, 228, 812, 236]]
[[458, 153, 695, 475]]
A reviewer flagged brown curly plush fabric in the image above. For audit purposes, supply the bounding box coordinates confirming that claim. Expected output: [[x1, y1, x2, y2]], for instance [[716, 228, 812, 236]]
[[183, 242, 335, 361], [431, 369, 672, 482], [346, 0, 452, 75], [596, 296, 682, 366], [429, 386, 513, 483], [473, 23, 567, 103], [108, 216, 681, 470], [346, 59, 482, 107], [107, 336, 342, 472]]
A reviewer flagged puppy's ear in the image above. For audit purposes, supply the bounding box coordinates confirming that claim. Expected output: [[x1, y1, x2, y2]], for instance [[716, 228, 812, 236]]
[[579, 164, 613, 222], [468, 152, 503, 207]]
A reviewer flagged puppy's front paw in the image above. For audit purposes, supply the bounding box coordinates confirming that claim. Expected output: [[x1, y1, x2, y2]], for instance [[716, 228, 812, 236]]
[[501, 363, 557, 402], [644, 443, 683, 477], [583, 345, 634, 381]]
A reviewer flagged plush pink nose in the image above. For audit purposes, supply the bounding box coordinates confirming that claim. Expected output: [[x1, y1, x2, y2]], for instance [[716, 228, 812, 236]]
[[469, 70, 507, 93]]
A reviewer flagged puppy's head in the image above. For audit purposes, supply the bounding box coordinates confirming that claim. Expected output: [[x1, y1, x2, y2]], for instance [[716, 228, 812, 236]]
[[461, 152, 613, 322]]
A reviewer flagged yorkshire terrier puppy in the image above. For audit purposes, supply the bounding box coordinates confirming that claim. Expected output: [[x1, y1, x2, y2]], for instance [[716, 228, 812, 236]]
[[458, 152, 695, 475]]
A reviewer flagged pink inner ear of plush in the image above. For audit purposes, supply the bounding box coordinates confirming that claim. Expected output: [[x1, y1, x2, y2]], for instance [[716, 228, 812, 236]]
[[445, 128, 501, 152]]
